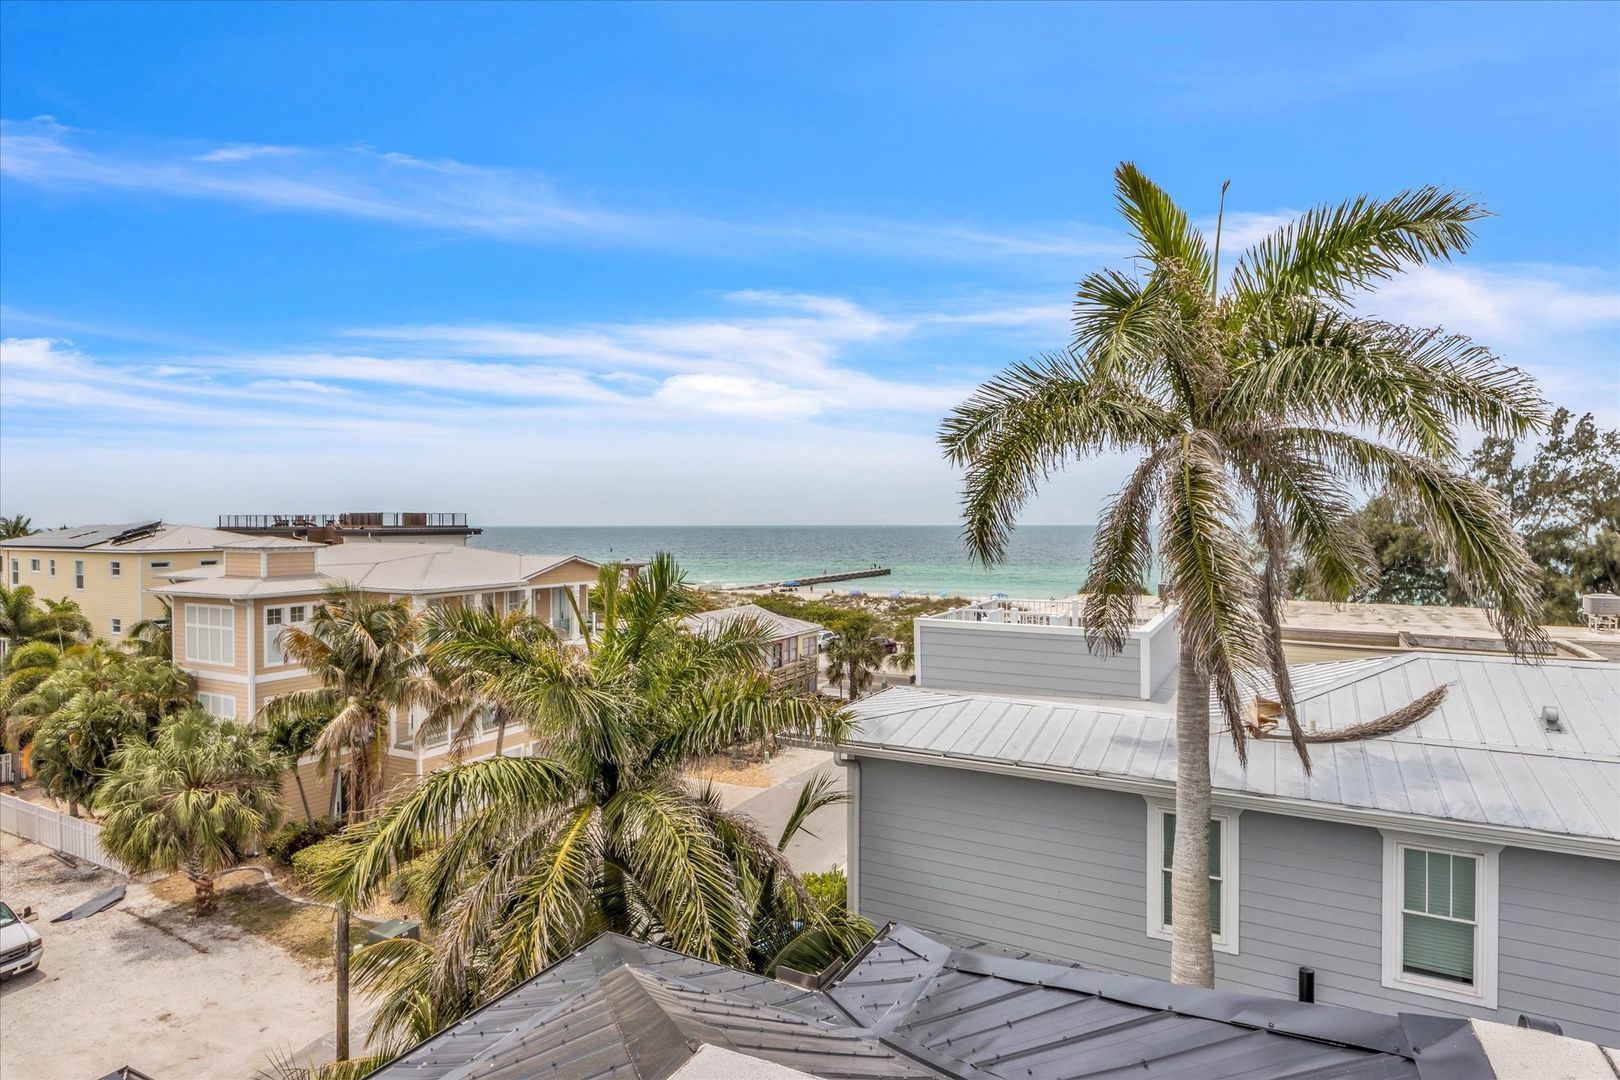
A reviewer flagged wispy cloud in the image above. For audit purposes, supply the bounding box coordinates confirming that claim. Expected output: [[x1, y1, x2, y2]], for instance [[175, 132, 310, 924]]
[[0, 117, 1123, 262]]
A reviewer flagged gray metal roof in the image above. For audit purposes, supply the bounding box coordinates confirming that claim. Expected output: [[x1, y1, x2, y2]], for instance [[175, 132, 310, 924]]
[[848, 654, 1620, 848], [367, 926, 1492, 1080]]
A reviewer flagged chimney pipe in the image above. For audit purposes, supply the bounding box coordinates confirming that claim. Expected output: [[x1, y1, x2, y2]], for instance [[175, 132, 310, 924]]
[[1297, 966, 1315, 1003]]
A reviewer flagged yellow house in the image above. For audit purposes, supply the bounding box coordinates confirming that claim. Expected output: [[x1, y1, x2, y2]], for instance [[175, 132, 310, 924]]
[[1, 521, 241, 642], [154, 537, 601, 817]]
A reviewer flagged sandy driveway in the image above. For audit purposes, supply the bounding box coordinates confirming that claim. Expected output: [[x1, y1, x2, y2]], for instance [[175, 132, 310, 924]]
[[0, 833, 352, 1080]]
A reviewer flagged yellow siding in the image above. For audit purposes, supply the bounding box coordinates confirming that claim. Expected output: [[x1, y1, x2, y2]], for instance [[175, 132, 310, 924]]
[[526, 559, 599, 587], [266, 550, 318, 577], [223, 550, 262, 577]]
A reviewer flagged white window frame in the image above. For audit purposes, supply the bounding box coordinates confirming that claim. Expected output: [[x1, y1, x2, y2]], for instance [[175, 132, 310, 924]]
[[48, 558, 55, 577], [29, 558, 40, 573], [197, 692, 236, 719], [110, 617, 123, 636], [110, 560, 121, 578], [184, 603, 235, 665], [1145, 798, 1240, 955], [9, 559, 17, 585], [263, 604, 309, 666], [149, 560, 170, 570], [1380, 831, 1499, 1009], [74, 559, 85, 590]]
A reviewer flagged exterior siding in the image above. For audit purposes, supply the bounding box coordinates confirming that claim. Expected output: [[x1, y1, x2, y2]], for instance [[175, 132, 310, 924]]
[[855, 758, 1620, 1045], [916, 621, 1142, 699]]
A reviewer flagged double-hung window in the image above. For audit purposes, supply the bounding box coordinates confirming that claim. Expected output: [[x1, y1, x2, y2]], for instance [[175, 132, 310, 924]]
[[110, 560, 121, 578], [1146, 801, 1238, 953], [74, 560, 85, 590], [29, 559, 40, 573], [786, 636, 799, 663], [8, 559, 16, 585], [48, 559, 55, 577], [184, 604, 234, 664], [197, 692, 236, 719], [1382, 833, 1498, 1007], [264, 604, 309, 665], [110, 618, 123, 636]]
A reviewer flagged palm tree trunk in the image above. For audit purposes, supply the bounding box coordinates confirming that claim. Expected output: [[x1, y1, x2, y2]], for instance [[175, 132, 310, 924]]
[[495, 712, 507, 757], [335, 900, 351, 1061], [1171, 647, 1215, 988], [189, 868, 217, 916], [292, 769, 313, 823]]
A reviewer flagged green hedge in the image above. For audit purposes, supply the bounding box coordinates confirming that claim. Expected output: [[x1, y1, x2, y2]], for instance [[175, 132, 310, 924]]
[[291, 836, 351, 893], [265, 818, 340, 866]]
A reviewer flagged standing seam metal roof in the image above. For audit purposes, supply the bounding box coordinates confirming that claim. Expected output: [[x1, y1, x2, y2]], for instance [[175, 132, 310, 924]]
[[366, 926, 1490, 1080], [848, 654, 1620, 845]]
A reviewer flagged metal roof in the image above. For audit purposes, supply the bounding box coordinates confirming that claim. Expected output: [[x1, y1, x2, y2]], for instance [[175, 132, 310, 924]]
[[367, 926, 1492, 1080], [848, 654, 1620, 847], [152, 543, 599, 599], [685, 604, 825, 641], [0, 521, 239, 551]]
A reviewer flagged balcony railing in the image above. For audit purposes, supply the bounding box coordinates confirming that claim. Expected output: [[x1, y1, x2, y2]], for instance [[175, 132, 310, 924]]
[[924, 596, 1167, 629], [219, 512, 470, 530]]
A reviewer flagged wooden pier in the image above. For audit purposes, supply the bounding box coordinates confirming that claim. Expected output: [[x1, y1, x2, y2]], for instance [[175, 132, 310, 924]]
[[729, 567, 892, 590]]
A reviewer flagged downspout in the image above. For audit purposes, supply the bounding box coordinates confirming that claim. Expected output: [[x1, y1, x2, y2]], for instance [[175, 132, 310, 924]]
[[911, 616, 924, 686], [838, 752, 861, 917]]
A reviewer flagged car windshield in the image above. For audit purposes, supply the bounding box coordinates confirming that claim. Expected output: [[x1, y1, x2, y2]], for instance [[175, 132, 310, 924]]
[[0, 903, 15, 928]]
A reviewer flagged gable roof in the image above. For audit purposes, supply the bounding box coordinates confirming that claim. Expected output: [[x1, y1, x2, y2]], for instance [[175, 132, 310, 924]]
[[847, 654, 1620, 855], [366, 926, 1492, 1080], [0, 522, 238, 552], [684, 603, 824, 640]]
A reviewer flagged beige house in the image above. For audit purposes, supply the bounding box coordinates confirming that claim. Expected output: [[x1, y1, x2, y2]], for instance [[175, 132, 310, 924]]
[[154, 538, 600, 816], [683, 603, 822, 693], [1, 521, 240, 642]]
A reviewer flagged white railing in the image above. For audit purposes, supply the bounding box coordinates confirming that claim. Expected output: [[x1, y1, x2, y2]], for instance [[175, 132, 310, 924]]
[[925, 597, 1165, 629], [0, 793, 129, 875]]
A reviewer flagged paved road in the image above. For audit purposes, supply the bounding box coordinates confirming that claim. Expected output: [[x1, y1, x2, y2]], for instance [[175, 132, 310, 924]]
[[731, 755, 848, 874]]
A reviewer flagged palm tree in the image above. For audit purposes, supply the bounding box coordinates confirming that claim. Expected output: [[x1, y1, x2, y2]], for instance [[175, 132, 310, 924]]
[[98, 708, 284, 915], [126, 598, 174, 659], [420, 606, 553, 760], [262, 586, 432, 824], [0, 515, 33, 540], [263, 712, 328, 823], [312, 554, 854, 1060], [0, 585, 49, 647], [940, 164, 1546, 988], [0, 640, 75, 724], [823, 611, 886, 701], [37, 598, 92, 649]]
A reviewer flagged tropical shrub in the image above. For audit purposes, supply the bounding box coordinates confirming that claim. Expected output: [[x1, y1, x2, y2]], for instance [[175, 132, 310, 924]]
[[267, 818, 340, 866], [292, 837, 353, 891], [802, 869, 848, 911]]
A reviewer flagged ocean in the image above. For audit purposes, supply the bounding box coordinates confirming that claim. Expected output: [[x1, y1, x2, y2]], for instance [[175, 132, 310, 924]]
[[470, 525, 1097, 598]]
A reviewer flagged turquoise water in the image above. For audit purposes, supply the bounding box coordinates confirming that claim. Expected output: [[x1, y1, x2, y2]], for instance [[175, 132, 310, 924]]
[[471, 526, 1097, 598]]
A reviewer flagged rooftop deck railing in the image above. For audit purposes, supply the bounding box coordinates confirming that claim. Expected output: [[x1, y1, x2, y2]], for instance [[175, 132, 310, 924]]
[[219, 512, 470, 530], [924, 597, 1166, 629]]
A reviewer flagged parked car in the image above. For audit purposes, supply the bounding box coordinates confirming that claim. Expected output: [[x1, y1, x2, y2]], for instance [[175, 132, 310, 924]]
[[817, 630, 838, 652], [0, 901, 42, 979], [877, 637, 899, 655]]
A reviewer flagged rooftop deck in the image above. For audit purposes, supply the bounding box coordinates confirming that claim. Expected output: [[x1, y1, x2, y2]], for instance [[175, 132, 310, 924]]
[[218, 511, 480, 542]]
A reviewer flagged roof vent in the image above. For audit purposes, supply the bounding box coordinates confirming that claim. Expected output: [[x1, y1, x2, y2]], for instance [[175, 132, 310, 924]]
[[1540, 706, 1565, 733]]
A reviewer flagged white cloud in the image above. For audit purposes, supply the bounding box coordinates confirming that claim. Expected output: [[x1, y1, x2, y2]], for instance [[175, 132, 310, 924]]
[[1355, 263, 1619, 343], [0, 118, 1123, 262], [653, 373, 820, 418]]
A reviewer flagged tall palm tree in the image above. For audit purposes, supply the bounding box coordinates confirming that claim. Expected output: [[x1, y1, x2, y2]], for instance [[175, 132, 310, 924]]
[[263, 712, 327, 823], [312, 554, 854, 1059], [0, 585, 49, 647], [263, 586, 431, 824], [940, 164, 1546, 987], [126, 598, 174, 659], [98, 708, 284, 914], [37, 598, 92, 649], [823, 611, 886, 701]]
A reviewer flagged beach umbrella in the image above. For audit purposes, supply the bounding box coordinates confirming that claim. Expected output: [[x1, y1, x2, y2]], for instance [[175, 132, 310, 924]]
[[890, 589, 904, 597], [848, 589, 864, 596], [781, 580, 801, 587], [991, 592, 1008, 599], [939, 591, 950, 598]]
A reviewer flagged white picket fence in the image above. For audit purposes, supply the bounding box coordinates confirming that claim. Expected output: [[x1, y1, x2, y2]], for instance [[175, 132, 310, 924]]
[[0, 792, 128, 875]]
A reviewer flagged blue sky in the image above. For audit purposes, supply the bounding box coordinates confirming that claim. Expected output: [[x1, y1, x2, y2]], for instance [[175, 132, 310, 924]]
[[2, 2, 1616, 527]]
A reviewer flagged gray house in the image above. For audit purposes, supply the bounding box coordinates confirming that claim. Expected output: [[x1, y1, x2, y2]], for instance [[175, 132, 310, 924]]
[[843, 623, 1620, 1046]]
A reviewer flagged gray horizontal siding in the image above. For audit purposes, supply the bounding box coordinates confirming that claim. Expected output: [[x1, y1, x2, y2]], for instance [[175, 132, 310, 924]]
[[857, 758, 1170, 975], [916, 622, 1142, 699], [855, 759, 1620, 1046]]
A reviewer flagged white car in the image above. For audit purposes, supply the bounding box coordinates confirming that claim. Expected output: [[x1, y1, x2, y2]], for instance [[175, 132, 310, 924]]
[[0, 901, 43, 978]]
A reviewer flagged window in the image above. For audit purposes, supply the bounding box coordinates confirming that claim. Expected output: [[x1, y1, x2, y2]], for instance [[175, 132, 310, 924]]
[[1382, 833, 1498, 1007], [786, 636, 799, 663], [197, 692, 236, 719], [184, 604, 234, 664], [8, 559, 16, 585], [769, 642, 784, 670], [110, 618, 123, 635], [199, 559, 218, 566], [1146, 801, 1238, 953], [507, 590, 525, 612], [48, 558, 55, 576], [74, 560, 85, 589], [479, 592, 496, 612], [150, 560, 171, 570], [264, 604, 310, 665], [110, 560, 121, 577], [29, 559, 40, 572]]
